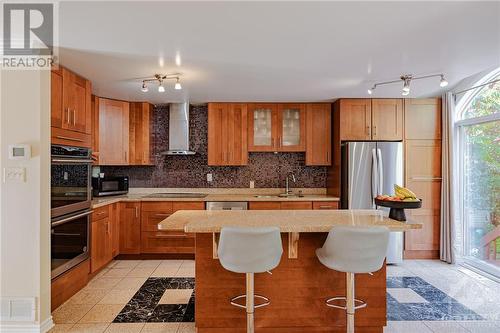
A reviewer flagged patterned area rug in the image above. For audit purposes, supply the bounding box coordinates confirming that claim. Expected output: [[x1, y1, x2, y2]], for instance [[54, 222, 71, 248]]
[[113, 276, 482, 323]]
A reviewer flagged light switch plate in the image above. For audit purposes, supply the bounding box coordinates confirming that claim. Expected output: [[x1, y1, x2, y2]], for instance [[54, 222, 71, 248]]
[[249, 180, 255, 188], [206, 173, 213, 182], [3, 167, 26, 183]]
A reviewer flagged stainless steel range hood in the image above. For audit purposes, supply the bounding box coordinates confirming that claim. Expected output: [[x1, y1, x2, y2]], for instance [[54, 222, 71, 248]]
[[161, 102, 196, 155]]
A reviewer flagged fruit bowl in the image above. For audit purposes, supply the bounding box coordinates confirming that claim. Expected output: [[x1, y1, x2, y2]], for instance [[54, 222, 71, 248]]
[[374, 198, 422, 221]]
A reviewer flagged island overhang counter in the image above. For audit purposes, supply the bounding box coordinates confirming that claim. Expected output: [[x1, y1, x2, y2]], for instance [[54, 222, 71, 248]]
[[159, 210, 422, 333]]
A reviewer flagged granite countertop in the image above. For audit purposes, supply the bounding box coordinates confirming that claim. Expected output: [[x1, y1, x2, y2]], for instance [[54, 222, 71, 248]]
[[158, 209, 422, 233], [91, 189, 340, 208]]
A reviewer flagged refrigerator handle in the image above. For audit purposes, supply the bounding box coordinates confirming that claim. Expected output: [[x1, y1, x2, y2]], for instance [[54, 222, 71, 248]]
[[371, 148, 378, 201], [377, 148, 383, 196]]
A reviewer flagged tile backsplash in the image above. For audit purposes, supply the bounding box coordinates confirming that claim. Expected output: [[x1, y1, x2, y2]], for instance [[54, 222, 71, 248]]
[[100, 104, 327, 188]]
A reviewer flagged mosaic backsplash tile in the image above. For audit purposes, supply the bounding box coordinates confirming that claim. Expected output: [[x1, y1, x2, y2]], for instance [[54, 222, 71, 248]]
[[101, 104, 327, 188]]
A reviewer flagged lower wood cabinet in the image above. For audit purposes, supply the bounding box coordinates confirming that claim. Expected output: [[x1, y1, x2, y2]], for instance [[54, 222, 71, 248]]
[[91, 206, 113, 273], [249, 201, 338, 210], [119, 202, 141, 254]]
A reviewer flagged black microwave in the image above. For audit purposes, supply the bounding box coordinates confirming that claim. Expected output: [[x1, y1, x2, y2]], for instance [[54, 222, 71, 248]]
[[92, 176, 129, 197]]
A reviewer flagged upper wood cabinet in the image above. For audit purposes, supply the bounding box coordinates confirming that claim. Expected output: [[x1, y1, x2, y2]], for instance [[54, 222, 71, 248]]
[[306, 103, 332, 166], [97, 97, 130, 165], [404, 98, 442, 140], [248, 103, 306, 152], [51, 67, 92, 147], [129, 102, 153, 165], [338, 99, 403, 141], [208, 103, 248, 166]]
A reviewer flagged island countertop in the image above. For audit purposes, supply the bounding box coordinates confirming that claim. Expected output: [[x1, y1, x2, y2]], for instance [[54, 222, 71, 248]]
[[158, 209, 422, 233]]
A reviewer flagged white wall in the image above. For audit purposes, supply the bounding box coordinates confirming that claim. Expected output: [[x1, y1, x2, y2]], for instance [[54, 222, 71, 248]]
[[0, 68, 52, 331]]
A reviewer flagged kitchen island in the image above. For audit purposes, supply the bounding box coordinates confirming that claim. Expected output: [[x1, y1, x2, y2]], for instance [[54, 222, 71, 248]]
[[159, 210, 422, 333]]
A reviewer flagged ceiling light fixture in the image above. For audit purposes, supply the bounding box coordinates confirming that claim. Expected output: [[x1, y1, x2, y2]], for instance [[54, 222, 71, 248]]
[[367, 73, 448, 96], [174, 78, 182, 90], [140, 73, 183, 93]]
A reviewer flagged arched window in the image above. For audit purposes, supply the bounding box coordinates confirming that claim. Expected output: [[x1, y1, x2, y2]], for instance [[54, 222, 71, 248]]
[[455, 68, 500, 277]]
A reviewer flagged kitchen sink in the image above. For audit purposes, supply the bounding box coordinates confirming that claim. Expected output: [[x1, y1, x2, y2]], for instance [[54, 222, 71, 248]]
[[253, 194, 304, 198], [143, 192, 208, 198]]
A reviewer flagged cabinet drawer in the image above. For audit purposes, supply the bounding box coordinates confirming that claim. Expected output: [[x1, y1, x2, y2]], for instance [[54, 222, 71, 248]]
[[249, 201, 281, 210], [142, 201, 173, 213], [141, 231, 195, 254], [281, 201, 313, 210], [172, 201, 205, 211], [313, 201, 339, 210], [52, 127, 91, 148], [141, 210, 172, 232], [92, 205, 110, 221]]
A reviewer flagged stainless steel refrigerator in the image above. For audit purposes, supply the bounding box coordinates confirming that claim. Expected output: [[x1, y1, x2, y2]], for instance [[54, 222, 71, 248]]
[[340, 141, 404, 264]]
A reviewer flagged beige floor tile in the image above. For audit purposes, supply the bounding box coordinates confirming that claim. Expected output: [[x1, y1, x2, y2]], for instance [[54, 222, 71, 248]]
[[159, 260, 184, 268], [179, 260, 194, 269], [174, 267, 195, 278], [177, 323, 196, 333], [86, 277, 122, 290], [113, 260, 141, 269], [48, 323, 74, 332], [104, 323, 145, 333], [140, 323, 180, 333], [137, 260, 162, 268], [93, 268, 111, 279], [102, 268, 133, 278], [79, 304, 124, 323], [158, 289, 193, 304], [106, 261, 118, 268], [66, 288, 109, 306], [52, 303, 93, 324], [126, 266, 156, 278], [98, 289, 136, 305], [68, 323, 109, 333], [112, 277, 147, 291], [151, 266, 179, 277]]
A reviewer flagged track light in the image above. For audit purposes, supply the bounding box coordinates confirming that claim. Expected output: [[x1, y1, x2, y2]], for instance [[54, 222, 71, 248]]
[[174, 78, 182, 90], [367, 85, 375, 95], [158, 80, 165, 93], [141, 82, 148, 92], [402, 77, 411, 95], [440, 75, 448, 87], [402, 90, 410, 96]]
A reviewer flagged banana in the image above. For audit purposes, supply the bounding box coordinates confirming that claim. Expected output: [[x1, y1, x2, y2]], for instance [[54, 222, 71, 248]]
[[394, 184, 417, 199]]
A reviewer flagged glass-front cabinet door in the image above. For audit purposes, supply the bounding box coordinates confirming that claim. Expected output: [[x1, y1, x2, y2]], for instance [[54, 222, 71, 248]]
[[248, 104, 279, 151], [278, 104, 306, 151]]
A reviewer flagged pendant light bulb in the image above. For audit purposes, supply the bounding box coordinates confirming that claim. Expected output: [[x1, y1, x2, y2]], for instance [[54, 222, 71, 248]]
[[141, 82, 148, 92], [174, 78, 182, 90], [158, 80, 165, 93], [367, 89, 372, 95], [402, 89, 410, 96], [440, 75, 448, 87], [402, 77, 411, 93]]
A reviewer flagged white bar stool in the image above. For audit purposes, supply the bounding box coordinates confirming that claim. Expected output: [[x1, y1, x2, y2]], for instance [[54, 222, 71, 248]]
[[218, 226, 283, 333], [316, 226, 389, 333]]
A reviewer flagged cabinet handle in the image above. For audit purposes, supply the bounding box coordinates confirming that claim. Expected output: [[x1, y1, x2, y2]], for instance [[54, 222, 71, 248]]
[[153, 213, 171, 217], [318, 205, 333, 209], [55, 135, 84, 142], [373, 125, 377, 137], [65, 108, 70, 124], [72, 109, 76, 126], [135, 207, 139, 218], [366, 126, 370, 136], [326, 151, 330, 163], [279, 137, 282, 148], [271, 138, 274, 148], [124, 151, 128, 162]]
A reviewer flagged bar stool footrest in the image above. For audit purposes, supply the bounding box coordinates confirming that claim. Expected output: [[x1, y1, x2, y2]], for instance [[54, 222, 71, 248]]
[[230, 294, 270, 309], [326, 296, 366, 310]]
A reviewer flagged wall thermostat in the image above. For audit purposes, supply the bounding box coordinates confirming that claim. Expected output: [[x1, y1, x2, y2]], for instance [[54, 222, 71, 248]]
[[8, 144, 31, 160]]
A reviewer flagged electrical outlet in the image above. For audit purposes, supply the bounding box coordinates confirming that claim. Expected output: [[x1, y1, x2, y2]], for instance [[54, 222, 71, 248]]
[[207, 173, 213, 182], [3, 167, 26, 183], [249, 180, 255, 188]]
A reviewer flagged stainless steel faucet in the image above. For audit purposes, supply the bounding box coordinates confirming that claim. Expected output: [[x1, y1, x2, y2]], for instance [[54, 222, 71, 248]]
[[285, 173, 296, 195]]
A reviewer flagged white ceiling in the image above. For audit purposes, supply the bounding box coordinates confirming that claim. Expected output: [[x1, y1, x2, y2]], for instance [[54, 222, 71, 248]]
[[57, 1, 500, 104]]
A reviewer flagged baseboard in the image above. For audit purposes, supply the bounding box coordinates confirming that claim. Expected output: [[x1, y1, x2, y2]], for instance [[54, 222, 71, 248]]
[[0, 316, 54, 333], [403, 250, 439, 259]]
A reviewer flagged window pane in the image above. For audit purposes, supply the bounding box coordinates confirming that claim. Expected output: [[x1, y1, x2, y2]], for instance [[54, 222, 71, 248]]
[[463, 120, 500, 268], [462, 82, 500, 119]]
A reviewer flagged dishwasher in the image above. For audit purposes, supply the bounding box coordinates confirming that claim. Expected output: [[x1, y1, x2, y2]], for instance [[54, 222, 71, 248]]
[[206, 201, 248, 210]]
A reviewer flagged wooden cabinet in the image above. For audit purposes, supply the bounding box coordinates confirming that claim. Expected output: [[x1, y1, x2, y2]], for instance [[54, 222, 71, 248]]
[[249, 201, 336, 210], [141, 201, 204, 254], [208, 103, 248, 166], [91, 206, 112, 273], [338, 99, 403, 141], [110, 203, 120, 257], [248, 103, 306, 152], [371, 99, 403, 140], [51, 67, 92, 147], [129, 102, 153, 165], [306, 103, 332, 165], [404, 99, 442, 140], [98, 98, 130, 165], [119, 202, 141, 254]]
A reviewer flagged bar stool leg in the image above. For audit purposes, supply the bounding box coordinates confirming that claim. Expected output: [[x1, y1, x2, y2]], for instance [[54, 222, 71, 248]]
[[246, 273, 255, 333], [346, 272, 355, 333]]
